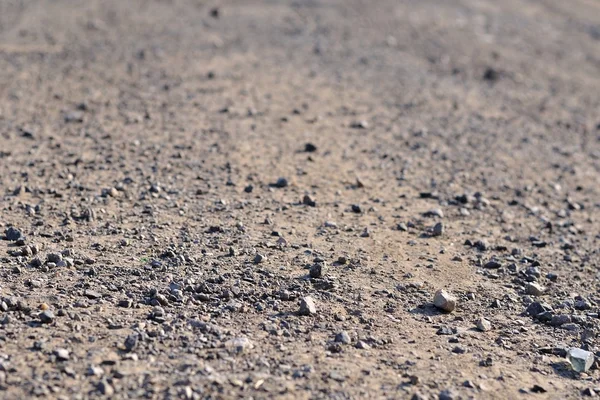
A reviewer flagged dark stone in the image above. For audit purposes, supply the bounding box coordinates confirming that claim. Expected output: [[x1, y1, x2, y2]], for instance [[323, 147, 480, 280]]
[[525, 301, 553, 317], [483, 67, 499, 81], [4, 227, 24, 242], [531, 385, 547, 394], [436, 326, 457, 335], [271, 178, 288, 188], [304, 143, 317, 152], [484, 260, 502, 269]]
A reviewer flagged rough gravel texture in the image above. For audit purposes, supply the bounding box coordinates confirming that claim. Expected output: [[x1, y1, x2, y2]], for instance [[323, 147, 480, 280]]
[[1, 0, 600, 399]]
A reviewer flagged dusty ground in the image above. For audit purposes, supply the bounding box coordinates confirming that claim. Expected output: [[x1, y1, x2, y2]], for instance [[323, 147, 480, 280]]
[[1, 0, 600, 399]]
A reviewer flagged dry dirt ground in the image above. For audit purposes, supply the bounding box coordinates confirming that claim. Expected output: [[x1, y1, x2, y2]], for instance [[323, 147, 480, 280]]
[[1, 0, 600, 399]]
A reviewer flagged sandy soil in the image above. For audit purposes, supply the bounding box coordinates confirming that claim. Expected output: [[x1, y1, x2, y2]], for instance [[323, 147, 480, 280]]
[[1, 0, 600, 399]]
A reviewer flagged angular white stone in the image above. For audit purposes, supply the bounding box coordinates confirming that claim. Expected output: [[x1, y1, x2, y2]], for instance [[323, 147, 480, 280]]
[[434, 289, 456, 312], [567, 348, 594, 372]]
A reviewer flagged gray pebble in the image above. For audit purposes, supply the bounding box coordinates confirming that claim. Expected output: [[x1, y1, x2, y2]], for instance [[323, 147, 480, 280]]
[[356, 340, 370, 350], [225, 337, 254, 354], [97, 380, 114, 396], [476, 317, 492, 332], [272, 177, 288, 188], [424, 208, 444, 218], [47, 253, 62, 263], [335, 331, 351, 344], [124, 334, 138, 352], [4, 227, 24, 241], [84, 290, 102, 299], [526, 283, 545, 296], [39, 310, 55, 324], [309, 263, 325, 279], [118, 299, 133, 308], [299, 296, 317, 316], [432, 222, 444, 237]]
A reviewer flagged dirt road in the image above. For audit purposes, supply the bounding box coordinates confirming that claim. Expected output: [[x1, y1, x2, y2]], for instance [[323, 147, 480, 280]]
[[1, 0, 600, 398]]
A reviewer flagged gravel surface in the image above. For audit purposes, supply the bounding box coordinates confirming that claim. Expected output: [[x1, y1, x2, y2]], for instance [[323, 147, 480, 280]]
[[1, 0, 600, 399]]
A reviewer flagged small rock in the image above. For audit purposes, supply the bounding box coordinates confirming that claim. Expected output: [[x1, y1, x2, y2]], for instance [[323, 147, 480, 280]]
[[55, 348, 70, 361], [225, 337, 254, 354], [439, 389, 457, 400], [484, 260, 502, 269], [304, 143, 317, 152], [46, 253, 63, 263], [530, 385, 547, 394], [97, 380, 114, 396], [30, 257, 43, 268], [253, 253, 265, 264], [124, 334, 138, 352], [474, 239, 489, 251], [526, 301, 553, 317], [434, 289, 457, 313], [118, 299, 133, 308], [309, 263, 325, 278], [351, 204, 362, 213], [154, 293, 169, 306], [567, 348, 594, 372], [327, 342, 342, 353], [87, 365, 104, 377], [39, 310, 55, 324], [539, 346, 568, 357], [483, 67, 499, 81], [64, 111, 84, 123], [424, 208, 444, 218], [272, 177, 288, 188], [582, 388, 596, 397], [303, 195, 316, 207], [436, 326, 457, 335], [356, 340, 370, 350], [476, 317, 492, 332], [335, 331, 351, 344], [84, 290, 102, 299], [350, 120, 369, 129], [432, 222, 444, 237], [546, 273, 558, 281], [525, 283, 545, 296], [299, 296, 317, 316], [4, 227, 24, 241], [480, 357, 493, 367], [550, 314, 571, 326]]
